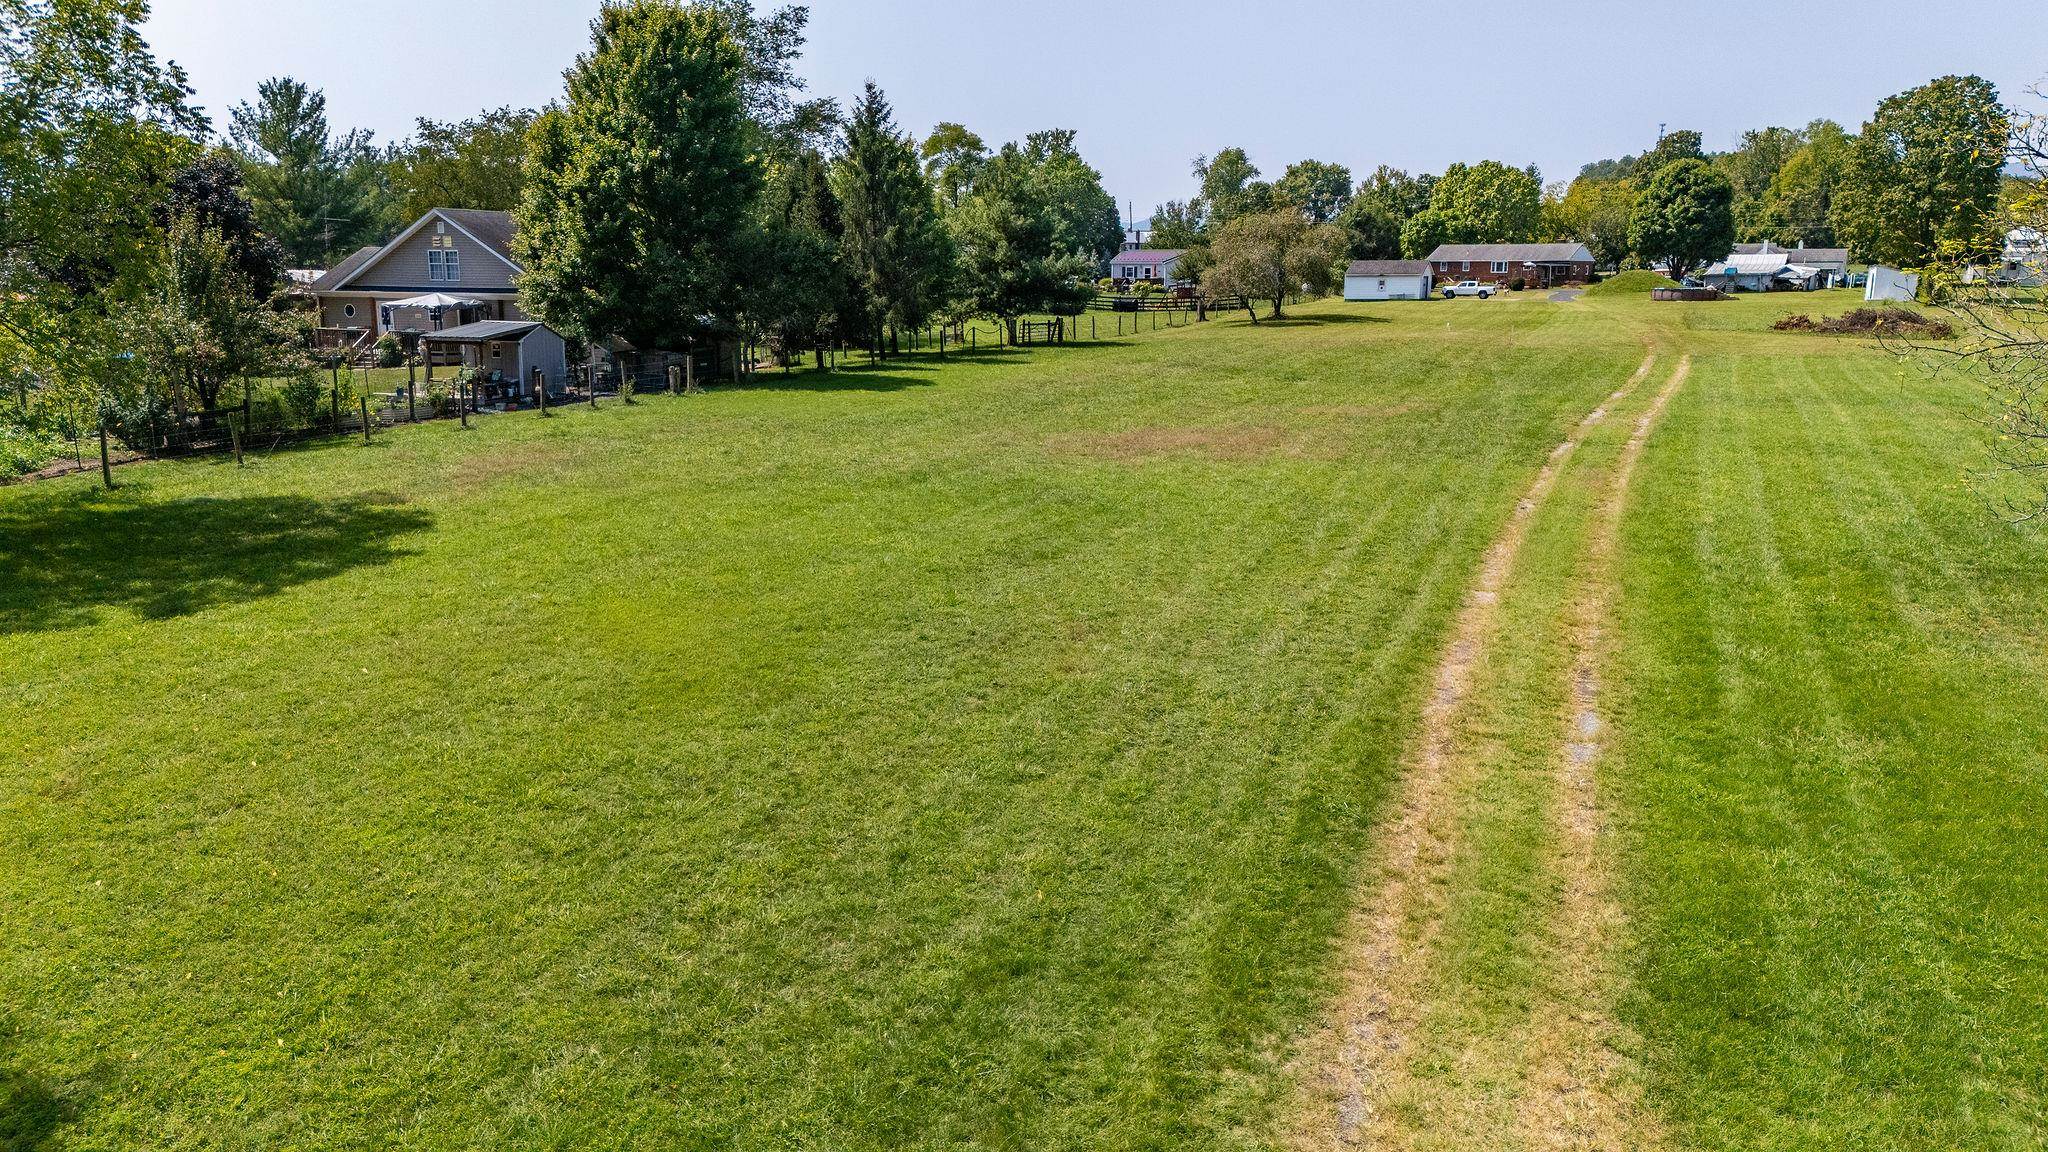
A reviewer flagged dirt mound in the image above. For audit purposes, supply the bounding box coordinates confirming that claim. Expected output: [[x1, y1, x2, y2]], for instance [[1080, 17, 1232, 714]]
[[1773, 307, 1954, 338]]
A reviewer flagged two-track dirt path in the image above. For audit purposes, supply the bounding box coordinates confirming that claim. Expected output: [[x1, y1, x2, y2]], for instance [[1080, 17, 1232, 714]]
[[1285, 351, 1690, 1151]]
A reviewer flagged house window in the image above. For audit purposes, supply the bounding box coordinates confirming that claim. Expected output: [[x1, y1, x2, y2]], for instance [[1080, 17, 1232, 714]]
[[429, 249, 460, 282], [490, 343, 502, 359], [1461, 261, 1471, 272], [342, 303, 356, 319], [1491, 261, 1509, 273]]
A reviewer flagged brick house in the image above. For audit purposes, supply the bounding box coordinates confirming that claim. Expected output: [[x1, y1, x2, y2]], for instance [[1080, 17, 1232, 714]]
[[1424, 243, 1596, 289]]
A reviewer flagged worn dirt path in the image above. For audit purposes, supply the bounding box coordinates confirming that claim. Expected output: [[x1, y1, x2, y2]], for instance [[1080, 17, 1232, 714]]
[[1283, 351, 1662, 1150], [1514, 356, 1689, 1152]]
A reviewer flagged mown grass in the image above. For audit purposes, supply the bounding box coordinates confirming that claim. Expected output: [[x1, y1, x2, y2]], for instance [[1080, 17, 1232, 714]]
[[1609, 328, 2048, 1149], [8, 288, 2044, 1150], [2, 301, 1642, 1149]]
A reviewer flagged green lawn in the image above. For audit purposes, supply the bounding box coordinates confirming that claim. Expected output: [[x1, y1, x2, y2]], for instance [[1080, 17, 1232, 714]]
[[3, 289, 2042, 1150]]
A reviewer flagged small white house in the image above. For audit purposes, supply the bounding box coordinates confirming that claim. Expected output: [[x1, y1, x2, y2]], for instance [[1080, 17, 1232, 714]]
[[1344, 259, 1434, 301], [1109, 249, 1184, 284]]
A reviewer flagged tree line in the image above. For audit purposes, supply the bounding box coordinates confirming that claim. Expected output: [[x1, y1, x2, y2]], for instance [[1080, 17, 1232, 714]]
[[1150, 73, 2013, 286], [0, 0, 1130, 474]]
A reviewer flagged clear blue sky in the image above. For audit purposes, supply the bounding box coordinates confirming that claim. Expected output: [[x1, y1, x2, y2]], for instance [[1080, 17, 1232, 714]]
[[144, 1, 2040, 221]]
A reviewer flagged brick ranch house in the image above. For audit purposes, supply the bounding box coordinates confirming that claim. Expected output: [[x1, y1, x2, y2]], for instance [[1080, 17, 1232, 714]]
[[310, 208, 534, 350], [1424, 242, 1596, 289]]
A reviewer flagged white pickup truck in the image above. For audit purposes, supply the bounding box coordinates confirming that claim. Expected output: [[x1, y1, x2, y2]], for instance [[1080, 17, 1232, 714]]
[[1439, 280, 1494, 299]]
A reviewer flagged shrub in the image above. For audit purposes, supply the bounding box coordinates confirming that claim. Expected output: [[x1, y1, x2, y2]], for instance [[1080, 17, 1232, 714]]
[[1507, 277, 1526, 292], [374, 333, 403, 368]]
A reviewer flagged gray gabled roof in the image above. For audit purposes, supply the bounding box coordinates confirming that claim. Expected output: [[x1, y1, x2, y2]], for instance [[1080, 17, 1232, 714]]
[[1347, 260, 1432, 277], [1113, 249, 1185, 262], [320, 208, 522, 294], [309, 246, 381, 293], [1426, 243, 1594, 263], [439, 208, 518, 261], [425, 319, 546, 342]]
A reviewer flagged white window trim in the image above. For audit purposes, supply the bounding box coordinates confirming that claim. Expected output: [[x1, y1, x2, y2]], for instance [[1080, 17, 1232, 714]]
[[1491, 260, 1509, 274], [342, 303, 356, 319]]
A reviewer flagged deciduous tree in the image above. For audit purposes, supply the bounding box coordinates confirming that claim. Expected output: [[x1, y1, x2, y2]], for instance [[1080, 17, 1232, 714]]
[[920, 121, 987, 209], [1837, 75, 2009, 266], [1399, 160, 1541, 257], [514, 1, 757, 353], [1628, 157, 1735, 279], [1275, 159, 1352, 224], [1205, 209, 1345, 321], [388, 107, 535, 219], [950, 143, 1092, 341]]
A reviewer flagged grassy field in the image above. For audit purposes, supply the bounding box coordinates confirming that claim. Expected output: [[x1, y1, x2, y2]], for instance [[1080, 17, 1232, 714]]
[[4, 288, 2043, 1149]]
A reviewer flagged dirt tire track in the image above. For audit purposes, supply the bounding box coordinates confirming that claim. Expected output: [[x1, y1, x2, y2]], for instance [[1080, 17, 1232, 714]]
[[1284, 351, 1659, 1151], [1516, 355, 1689, 1152]]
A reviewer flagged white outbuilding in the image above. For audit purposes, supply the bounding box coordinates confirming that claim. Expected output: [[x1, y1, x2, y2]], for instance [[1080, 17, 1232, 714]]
[[1344, 259, 1434, 301], [1865, 266, 1921, 302]]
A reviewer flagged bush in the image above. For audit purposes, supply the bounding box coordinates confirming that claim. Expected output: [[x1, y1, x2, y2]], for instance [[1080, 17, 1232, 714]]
[[0, 420, 65, 478], [374, 333, 403, 368], [1507, 278, 1526, 292]]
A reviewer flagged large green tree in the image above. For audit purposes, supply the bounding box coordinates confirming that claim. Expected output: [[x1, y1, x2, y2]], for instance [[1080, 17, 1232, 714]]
[[1758, 120, 1855, 248], [121, 212, 305, 422], [1399, 160, 1542, 257], [919, 121, 987, 209], [1193, 147, 1271, 227], [1837, 75, 2010, 266], [515, 0, 757, 352], [388, 106, 536, 220], [1717, 125, 1804, 240], [831, 81, 953, 352], [1629, 157, 1736, 278], [1275, 159, 1352, 224], [1019, 128, 1122, 267], [1336, 166, 1432, 260], [1551, 173, 1637, 266], [1, 0, 204, 430], [229, 77, 389, 266], [749, 144, 852, 363], [950, 142, 1093, 341]]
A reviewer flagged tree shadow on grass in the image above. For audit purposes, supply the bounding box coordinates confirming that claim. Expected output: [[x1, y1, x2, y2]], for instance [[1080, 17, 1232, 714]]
[[0, 1030, 81, 1150], [1239, 312, 1391, 327], [0, 490, 433, 634]]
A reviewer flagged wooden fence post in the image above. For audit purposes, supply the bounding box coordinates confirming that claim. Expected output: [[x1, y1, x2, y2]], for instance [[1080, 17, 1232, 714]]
[[230, 412, 243, 467], [460, 379, 470, 428], [360, 395, 371, 444]]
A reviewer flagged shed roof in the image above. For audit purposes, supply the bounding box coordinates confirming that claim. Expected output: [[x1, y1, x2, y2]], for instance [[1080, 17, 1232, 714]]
[[426, 319, 546, 342], [1347, 260, 1432, 277], [1710, 252, 1799, 276], [1426, 243, 1594, 263], [310, 247, 381, 293]]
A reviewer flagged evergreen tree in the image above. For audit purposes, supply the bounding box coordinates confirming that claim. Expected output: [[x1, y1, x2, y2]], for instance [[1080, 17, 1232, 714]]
[[229, 77, 390, 266], [831, 82, 952, 353]]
